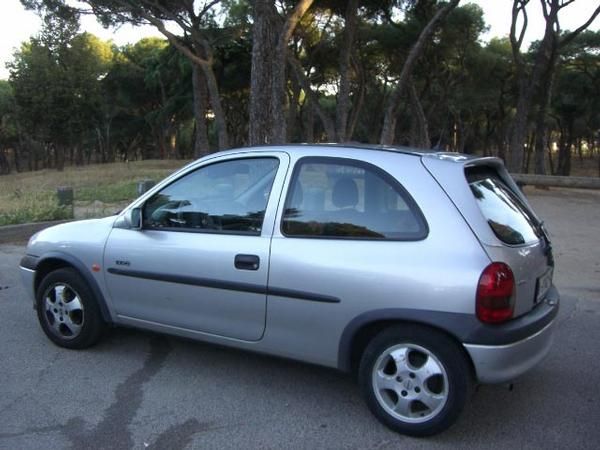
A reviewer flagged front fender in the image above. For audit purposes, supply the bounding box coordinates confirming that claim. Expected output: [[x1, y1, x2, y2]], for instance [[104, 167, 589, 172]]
[[31, 251, 114, 324]]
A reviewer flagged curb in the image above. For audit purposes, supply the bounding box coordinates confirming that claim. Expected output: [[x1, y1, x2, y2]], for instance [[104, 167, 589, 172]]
[[0, 220, 72, 245]]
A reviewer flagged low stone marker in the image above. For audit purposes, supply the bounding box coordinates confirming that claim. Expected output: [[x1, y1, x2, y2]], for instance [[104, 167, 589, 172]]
[[137, 179, 156, 195], [57, 186, 74, 218], [56, 186, 74, 206]]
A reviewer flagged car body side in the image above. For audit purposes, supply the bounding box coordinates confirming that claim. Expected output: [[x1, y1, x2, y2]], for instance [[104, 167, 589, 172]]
[[19, 145, 558, 384]]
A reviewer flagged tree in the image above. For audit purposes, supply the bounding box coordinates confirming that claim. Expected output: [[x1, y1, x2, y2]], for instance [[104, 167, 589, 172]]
[[0, 81, 19, 173], [508, 0, 600, 173], [8, 0, 597, 177], [248, 0, 315, 145], [551, 30, 600, 175], [403, 3, 487, 151], [9, 9, 113, 170], [22, 0, 231, 155], [334, 0, 359, 142], [379, 0, 460, 146]]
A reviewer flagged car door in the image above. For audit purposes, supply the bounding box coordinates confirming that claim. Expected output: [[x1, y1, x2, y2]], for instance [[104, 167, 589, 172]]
[[103, 152, 289, 341], [265, 155, 431, 361]]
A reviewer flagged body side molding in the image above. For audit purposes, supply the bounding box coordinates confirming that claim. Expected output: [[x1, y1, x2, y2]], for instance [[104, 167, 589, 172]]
[[107, 267, 341, 304]]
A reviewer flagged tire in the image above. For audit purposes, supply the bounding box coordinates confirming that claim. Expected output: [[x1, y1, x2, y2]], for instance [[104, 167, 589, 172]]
[[358, 324, 471, 437], [36, 268, 106, 349]]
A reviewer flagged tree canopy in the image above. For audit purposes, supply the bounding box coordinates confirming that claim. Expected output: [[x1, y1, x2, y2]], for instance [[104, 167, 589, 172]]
[[0, 0, 598, 176]]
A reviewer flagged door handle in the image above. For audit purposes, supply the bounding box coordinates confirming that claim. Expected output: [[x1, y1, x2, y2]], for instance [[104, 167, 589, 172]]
[[234, 254, 260, 271]]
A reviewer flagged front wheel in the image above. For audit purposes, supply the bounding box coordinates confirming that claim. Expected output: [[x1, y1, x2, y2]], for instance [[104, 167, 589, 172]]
[[358, 325, 471, 437], [36, 268, 106, 349]]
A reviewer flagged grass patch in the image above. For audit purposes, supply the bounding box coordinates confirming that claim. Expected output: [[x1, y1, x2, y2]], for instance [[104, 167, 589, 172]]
[[76, 181, 138, 203], [0, 159, 187, 225], [0, 191, 73, 226]]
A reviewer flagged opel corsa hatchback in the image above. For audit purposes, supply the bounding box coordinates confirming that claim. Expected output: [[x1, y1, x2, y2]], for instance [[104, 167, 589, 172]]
[[20, 145, 559, 436]]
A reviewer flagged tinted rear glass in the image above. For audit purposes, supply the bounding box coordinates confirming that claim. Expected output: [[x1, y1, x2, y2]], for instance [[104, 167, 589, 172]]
[[466, 167, 541, 245]]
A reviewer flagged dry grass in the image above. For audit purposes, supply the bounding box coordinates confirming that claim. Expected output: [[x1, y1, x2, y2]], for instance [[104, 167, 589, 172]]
[[0, 159, 187, 225]]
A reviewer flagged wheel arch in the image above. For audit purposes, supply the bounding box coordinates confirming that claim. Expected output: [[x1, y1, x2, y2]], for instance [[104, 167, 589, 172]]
[[34, 252, 113, 324], [338, 309, 477, 375]]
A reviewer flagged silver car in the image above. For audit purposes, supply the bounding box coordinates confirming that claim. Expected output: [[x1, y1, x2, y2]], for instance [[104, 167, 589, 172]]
[[19, 145, 559, 436]]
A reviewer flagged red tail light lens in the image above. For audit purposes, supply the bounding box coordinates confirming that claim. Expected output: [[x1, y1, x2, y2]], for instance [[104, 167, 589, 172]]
[[476, 262, 515, 324]]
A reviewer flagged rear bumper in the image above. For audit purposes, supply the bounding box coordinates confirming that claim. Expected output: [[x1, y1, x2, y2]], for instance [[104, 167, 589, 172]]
[[464, 286, 559, 383], [464, 318, 555, 383]]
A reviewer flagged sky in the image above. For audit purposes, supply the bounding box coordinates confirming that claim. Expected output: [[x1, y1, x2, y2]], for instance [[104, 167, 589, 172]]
[[0, 0, 599, 80]]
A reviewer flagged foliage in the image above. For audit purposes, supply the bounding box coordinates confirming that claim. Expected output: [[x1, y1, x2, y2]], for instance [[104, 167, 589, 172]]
[[0, 0, 597, 178], [0, 191, 72, 226]]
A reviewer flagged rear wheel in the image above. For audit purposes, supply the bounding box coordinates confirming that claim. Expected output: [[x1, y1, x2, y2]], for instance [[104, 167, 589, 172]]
[[36, 268, 106, 349], [358, 325, 471, 437]]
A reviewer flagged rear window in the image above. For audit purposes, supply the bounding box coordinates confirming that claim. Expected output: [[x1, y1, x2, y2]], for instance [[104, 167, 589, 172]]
[[466, 167, 541, 245]]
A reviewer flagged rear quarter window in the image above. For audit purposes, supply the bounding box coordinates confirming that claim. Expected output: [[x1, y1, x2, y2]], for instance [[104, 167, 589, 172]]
[[281, 157, 428, 240], [466, 167, 541, 245]]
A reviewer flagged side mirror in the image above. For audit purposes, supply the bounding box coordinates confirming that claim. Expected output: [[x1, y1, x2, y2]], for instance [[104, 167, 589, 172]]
[[124, 207, 142, 230]]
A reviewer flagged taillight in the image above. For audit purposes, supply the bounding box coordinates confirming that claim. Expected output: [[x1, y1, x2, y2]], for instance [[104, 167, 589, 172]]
[[476, 262, 515, 324]]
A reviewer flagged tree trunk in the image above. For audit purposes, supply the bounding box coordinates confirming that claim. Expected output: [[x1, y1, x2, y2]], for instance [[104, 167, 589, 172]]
[[0, 148, 9, 175], [249, 0, 278, 145], [547, 140, 555, 175], [557, 118, 573, 176], [408, 79, 430, 149], [577, 137, 583, 163], [288, 55, 336, 141], [13, 114, 25, 172], [25, 147, 35, 173], [380, 0, 460, 145], [509, 32, 557, 172], [270, 0, 315, 144], [105, 117, 113, 164], [200, 61, 229, 151], [508, 82, 530, 171], [347, 57, 366, 141], [456, 117, 469, 154], [303, 100, 315, 143], [532, 63, 554, 176], [56, 144, 65, 171], [287, 75, 301, 141], [525, 132, 534, 173], [335, 0, 358, 142], [270, 50, 288, 144], [192, 64, 210, 157], [508, 0, 553, 171]]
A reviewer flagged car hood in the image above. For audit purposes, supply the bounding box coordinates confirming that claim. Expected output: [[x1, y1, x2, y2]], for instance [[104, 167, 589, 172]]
[[27, 216, 118, 257]]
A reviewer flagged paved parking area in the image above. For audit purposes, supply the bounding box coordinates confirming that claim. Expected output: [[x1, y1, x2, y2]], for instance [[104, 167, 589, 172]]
[[0, 187, 599, 449]]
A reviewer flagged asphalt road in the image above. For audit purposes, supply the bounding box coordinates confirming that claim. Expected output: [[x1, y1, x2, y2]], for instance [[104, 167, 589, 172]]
[[1, 187, 599, 449]]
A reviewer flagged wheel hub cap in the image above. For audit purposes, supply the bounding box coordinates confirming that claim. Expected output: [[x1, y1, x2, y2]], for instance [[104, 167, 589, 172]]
[[43, 283, 85, 340], [372, 343, 449, 423]]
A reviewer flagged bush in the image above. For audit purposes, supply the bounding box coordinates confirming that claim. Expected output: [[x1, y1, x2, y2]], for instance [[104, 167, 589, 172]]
[[0, 191, 73, 226]]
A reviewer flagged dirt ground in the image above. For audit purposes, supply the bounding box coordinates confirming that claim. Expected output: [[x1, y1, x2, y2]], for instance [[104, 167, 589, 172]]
[[524, 186, 600, 299]]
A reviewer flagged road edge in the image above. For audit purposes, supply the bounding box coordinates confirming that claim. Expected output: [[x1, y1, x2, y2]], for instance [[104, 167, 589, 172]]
[[0, 220, 72, 244]]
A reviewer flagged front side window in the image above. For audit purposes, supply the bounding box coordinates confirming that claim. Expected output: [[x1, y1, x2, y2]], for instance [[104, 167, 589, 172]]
[[143, 158, 279, 234], [281, 158, 427, 240]]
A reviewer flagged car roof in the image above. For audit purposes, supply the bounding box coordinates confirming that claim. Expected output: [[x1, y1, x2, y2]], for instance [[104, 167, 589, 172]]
[[206, 143, 490, 165]]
